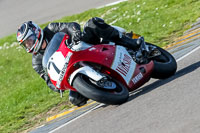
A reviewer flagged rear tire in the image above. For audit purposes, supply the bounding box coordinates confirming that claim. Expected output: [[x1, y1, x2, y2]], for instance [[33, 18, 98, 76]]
[[146, 43, 177, 79], [72, 74, 129, 105]]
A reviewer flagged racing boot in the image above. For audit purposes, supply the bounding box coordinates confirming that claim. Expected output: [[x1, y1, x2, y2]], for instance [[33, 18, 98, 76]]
[[116, 34, 142, 50], [107, 25, 142, 50]]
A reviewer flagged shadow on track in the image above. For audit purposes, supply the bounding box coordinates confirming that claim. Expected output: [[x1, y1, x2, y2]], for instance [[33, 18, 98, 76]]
[[128, 61, 200, 101]]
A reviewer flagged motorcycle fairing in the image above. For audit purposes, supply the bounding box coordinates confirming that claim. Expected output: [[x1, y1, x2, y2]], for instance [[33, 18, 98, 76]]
[[128, 62, 154, 91], [111, 46, 136, 85], [47, 34, 154, 92], [48, 40, 118, 91], [47, 51, 66, 82], [110, 46, 154, 90]]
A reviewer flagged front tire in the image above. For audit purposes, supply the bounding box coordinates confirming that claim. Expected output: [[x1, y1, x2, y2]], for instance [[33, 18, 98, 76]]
[[146, 43, 177, 79], [72, 74, 129, 105]]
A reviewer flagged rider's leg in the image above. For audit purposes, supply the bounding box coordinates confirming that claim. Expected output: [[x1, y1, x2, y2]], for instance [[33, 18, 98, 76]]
[[82, 17, 141, 50]]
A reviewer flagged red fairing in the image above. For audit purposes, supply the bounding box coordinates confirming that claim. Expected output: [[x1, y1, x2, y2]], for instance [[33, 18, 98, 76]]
[[51, 35, 117, 91], [128, 61, 154, 91], [49, 34, 154, 92], [65, 45, 117, 91]]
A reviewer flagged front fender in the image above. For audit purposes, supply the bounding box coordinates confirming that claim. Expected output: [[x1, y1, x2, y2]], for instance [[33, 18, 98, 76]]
[[69, 66, 104, 85]]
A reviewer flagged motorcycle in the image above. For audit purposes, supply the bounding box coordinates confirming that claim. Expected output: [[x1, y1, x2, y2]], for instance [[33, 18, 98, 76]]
[[42, 31, 177, 105]]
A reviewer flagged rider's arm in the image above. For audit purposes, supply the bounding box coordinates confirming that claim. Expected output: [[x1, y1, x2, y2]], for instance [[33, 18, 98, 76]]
[[32, 53, 59, 93], [43, 22, 81, 43]]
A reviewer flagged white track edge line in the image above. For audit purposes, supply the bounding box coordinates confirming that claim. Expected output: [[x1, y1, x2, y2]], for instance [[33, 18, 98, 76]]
[[176, 45, 200, 62], [49, 103, 104, 133]]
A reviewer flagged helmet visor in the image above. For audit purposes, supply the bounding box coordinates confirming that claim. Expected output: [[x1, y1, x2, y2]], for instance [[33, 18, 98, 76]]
[[21, 34, 36, 51]]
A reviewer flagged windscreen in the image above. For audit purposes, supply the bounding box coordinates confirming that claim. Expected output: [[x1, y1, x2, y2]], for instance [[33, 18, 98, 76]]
[[42, 32, 65, 72]]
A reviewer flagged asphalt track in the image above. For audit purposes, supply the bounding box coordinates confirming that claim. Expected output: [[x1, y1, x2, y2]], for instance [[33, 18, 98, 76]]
[[30, 19, 200, 133], [0, 0, 121, 38]]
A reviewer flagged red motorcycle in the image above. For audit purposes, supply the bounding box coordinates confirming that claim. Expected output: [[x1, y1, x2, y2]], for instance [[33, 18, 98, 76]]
[[43, 32, 177, 105]]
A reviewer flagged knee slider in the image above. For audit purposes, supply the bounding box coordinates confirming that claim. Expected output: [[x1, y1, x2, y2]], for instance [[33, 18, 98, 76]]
[[69, 91, 88, 106]]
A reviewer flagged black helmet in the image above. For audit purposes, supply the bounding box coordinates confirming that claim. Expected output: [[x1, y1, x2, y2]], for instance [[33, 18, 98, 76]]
[[17, 21, 44, 54]]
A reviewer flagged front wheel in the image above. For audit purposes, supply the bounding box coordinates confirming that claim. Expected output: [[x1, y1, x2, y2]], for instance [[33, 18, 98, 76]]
[[146, 43, 177, 79], [72, 74, 129, 105]]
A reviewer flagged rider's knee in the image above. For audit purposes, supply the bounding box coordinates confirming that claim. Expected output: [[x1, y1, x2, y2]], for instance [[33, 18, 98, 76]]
[[85, 17, 108, 29], [69, 91, 88, 107]]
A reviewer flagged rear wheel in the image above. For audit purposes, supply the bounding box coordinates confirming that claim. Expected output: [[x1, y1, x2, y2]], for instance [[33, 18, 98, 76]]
[[72, 74, 129, 105], [146, 43, 177, 79]]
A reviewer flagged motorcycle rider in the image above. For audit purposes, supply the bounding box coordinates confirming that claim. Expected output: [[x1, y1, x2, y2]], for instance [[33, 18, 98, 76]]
[[16, 17, 141, 106]]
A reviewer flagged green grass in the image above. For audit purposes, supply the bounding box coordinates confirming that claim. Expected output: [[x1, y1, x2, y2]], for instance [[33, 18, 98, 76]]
[[0, 0, 200, 132], [0, 47, 72, 132]]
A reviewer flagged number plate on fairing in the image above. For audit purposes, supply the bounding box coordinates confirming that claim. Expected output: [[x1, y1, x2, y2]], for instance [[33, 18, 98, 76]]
[[111, 46, 136, 85], [47, 51, 72, 84]]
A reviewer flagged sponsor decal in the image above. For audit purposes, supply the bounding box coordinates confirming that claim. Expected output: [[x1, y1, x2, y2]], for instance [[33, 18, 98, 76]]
[[116, 54, 131, 77], [56, 52, 72, 88], [47, 51, 73, 88], [111, 46, 136, 85], [132, 72, 143, 84]]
